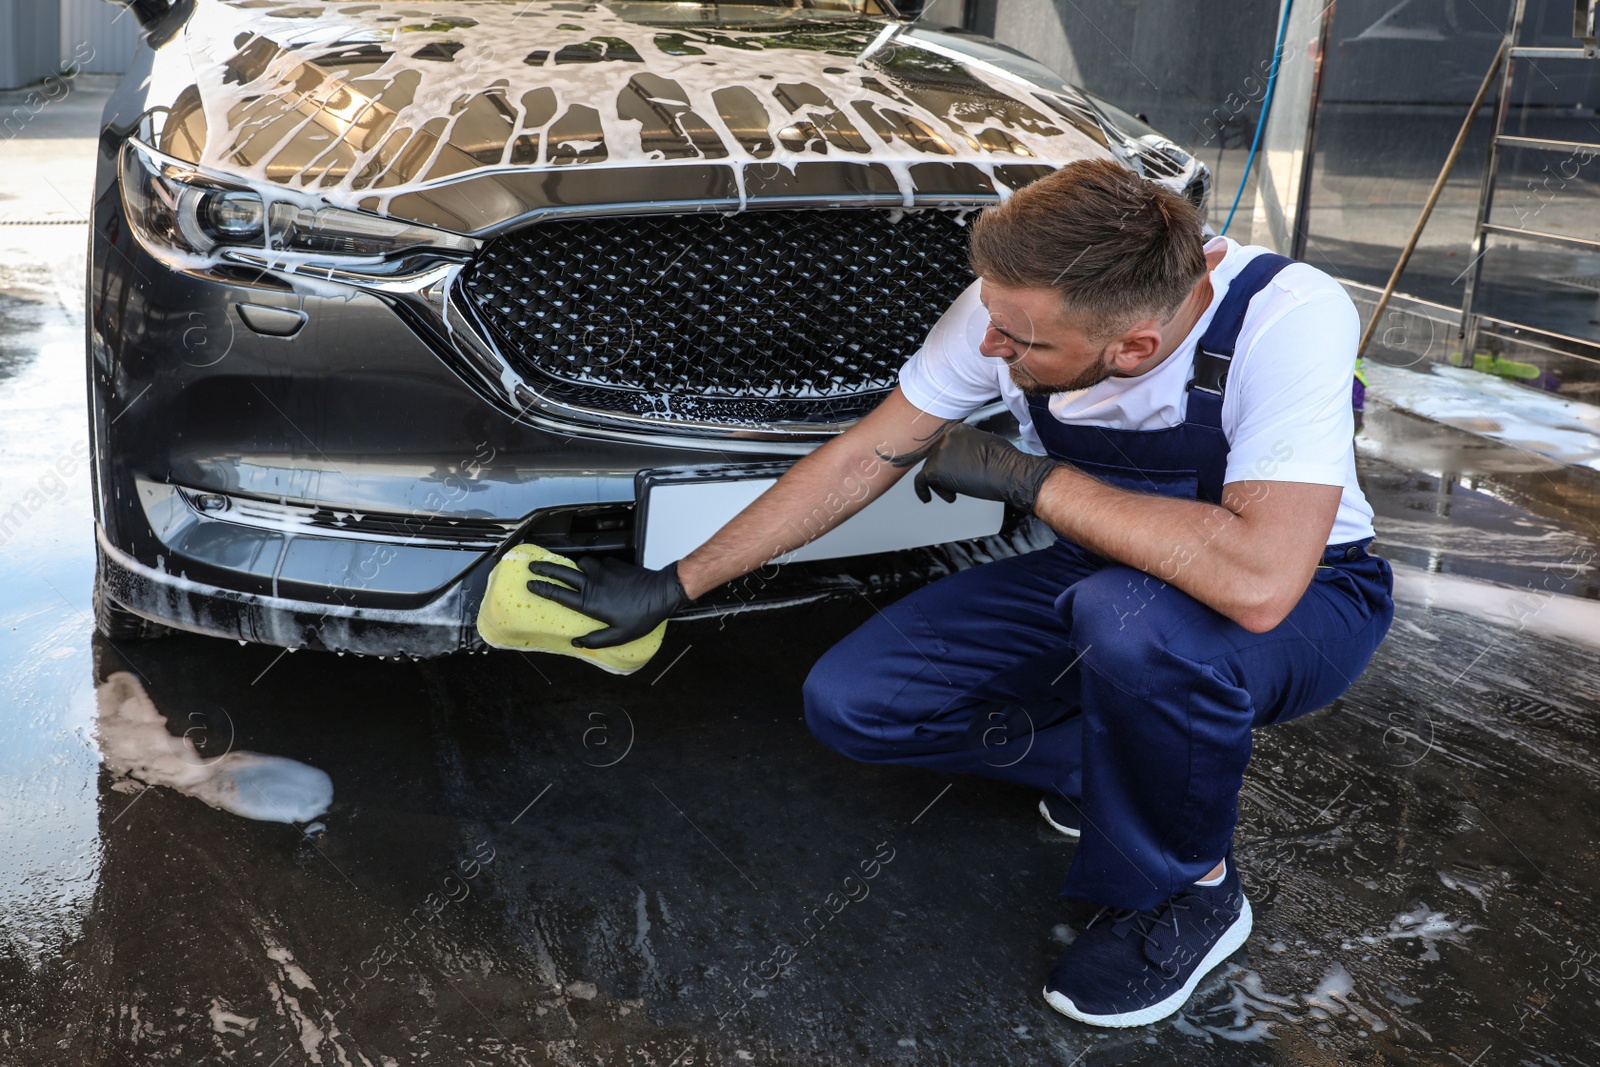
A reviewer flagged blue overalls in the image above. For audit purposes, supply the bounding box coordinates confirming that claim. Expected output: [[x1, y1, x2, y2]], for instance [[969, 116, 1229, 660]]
[[803, 254, 1395, 911]]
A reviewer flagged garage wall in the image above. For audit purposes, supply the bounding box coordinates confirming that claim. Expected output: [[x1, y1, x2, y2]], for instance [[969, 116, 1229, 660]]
[[61, 0, 144, 76], [0, 0, 62, 90]]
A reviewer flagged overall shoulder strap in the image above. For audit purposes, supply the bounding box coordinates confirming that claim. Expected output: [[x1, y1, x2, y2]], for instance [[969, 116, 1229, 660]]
[[1187, 252, 1295, 424]]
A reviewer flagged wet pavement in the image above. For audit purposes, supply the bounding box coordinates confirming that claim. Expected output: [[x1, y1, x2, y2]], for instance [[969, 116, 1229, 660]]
[[5, 83, 1600, 1067]]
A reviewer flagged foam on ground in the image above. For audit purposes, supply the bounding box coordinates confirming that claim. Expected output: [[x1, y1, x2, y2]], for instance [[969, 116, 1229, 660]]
[[1367, 363, 1600, 471]]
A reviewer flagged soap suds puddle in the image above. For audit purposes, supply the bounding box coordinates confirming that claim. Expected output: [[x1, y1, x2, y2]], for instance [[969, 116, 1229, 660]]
[[95, 671, 332, 824], [1178, 961, 1412, 1044], [1358, 903, 1480, 963]]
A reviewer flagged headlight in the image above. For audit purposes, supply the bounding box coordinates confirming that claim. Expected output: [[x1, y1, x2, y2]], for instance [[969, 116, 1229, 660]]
[[263, 201, 466, 259], [118, 138, 475, 268], [204, 192, 267, 242], [119, 139, 249, 258]]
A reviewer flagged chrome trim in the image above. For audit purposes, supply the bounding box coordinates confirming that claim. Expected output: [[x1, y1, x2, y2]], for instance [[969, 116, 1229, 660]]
[[142, 479, 522, 549], [219, 250, 473, 290], [470, 192, 986, 237], [184, 488, 520, 549]]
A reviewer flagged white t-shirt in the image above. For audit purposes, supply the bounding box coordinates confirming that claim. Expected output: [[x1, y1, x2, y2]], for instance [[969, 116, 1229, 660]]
[[898, 236, 1376, 545]]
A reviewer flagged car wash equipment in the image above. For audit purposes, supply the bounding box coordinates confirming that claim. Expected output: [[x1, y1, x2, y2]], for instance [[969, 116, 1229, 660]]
[[1355, 39, 1505, 362], [1464, 352, 1560, 392], [477, 544, 668, 675], [1219, 0, 1293, 236]]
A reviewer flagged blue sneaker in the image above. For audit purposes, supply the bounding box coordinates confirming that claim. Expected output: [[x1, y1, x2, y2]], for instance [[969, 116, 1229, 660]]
[[1043, 860, 1252, 1027], [1038, 794, 1081, 839]]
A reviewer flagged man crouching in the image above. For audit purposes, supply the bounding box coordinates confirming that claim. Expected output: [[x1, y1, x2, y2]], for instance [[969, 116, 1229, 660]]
[[526, 159, 1394, 1027]]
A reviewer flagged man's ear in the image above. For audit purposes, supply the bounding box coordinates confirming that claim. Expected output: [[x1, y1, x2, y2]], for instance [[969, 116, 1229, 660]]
[[1106, 325, 1163, 373]]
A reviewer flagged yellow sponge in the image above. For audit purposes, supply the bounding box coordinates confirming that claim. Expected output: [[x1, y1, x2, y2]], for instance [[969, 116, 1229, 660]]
[[476, 544, 666, 675]]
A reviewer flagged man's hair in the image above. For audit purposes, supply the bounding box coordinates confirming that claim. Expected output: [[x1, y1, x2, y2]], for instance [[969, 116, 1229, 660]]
[[968, 158, 1207, 339]]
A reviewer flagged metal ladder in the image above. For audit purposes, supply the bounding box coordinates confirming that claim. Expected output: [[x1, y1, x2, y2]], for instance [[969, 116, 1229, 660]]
[[1458, 0, 1600, 364]]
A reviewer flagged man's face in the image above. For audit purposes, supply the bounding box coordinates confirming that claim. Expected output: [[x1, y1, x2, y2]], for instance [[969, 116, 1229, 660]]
[[976, 279, 1118, 396]]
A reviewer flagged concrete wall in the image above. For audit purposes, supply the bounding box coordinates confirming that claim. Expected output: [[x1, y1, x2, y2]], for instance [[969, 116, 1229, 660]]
[[0, 0, 63, 90]]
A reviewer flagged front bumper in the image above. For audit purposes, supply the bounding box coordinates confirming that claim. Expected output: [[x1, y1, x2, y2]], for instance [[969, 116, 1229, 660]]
[[98, 510, 1049, 657], [97, 527, 486, 656], [89, 145, 1030, 655]]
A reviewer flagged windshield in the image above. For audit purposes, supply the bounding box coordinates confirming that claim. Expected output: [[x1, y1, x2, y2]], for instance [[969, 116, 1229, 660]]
[[592, 0, 895, 22], [606, 0, 889, 9], [238, 2, 899, 26]]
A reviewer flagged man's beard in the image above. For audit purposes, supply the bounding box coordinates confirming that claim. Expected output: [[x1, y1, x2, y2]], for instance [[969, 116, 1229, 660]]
[[1008, 356, 1117, 396]]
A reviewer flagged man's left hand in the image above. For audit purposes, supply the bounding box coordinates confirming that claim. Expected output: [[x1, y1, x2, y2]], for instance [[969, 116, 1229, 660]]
[[913, 423, 1060, 513]]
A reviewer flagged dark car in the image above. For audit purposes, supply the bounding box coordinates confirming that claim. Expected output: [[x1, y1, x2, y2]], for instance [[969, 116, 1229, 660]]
[[89, 0, 1211, 656]]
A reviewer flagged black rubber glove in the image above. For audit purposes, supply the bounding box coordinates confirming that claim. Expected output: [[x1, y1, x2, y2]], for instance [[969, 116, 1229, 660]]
[[913, 423, 1060, 513], [525, 556, 692, 649]]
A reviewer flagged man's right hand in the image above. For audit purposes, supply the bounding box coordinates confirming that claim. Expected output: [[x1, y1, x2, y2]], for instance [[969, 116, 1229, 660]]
[[526, 556, 692, 649]]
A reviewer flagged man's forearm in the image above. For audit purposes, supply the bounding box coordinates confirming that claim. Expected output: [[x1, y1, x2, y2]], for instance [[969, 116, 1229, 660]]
[[1031, 465, 1317, 633], [524, 388, 954, 648], [674, 439, 907, 600]]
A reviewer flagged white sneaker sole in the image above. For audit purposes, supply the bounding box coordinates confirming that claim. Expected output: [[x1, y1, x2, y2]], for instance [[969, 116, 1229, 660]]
[[1037, 797, 1080, 839], [1042, 896, 1253, 1028]]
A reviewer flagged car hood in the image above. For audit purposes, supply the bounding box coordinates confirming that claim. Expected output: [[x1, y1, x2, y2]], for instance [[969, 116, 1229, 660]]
[[144, 0, 1117, 233]]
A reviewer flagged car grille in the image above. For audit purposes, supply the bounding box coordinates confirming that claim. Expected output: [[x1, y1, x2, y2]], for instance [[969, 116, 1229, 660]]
[[458, 208, 978, 426]]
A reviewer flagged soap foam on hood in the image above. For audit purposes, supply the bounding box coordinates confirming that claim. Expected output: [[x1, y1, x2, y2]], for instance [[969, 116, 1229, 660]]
[[95, 672, 333, 825], [159, 1, 1112, 216]]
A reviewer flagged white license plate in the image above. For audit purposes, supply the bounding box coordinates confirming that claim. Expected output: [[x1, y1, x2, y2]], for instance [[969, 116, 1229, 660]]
[[637, 462, 1005, 571]]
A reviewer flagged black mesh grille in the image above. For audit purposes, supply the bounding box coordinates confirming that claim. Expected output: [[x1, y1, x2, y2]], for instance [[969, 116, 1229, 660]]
[[458, 208, 977, 425]]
